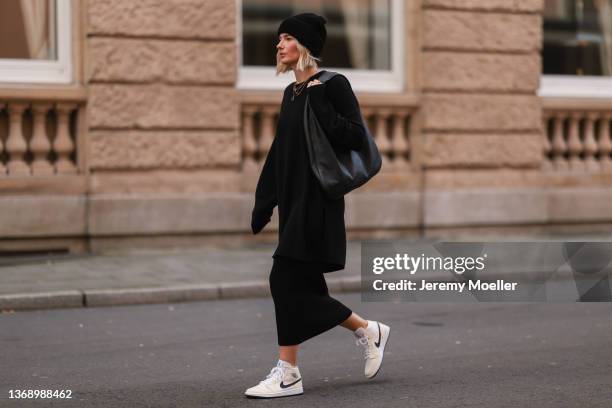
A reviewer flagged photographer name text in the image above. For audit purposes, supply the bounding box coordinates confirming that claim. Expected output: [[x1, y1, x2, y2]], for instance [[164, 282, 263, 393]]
[[372, 279, 518, 292]]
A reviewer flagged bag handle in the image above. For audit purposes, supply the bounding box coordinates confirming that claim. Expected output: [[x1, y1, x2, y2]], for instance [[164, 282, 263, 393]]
[[317, 70, 340, 84]]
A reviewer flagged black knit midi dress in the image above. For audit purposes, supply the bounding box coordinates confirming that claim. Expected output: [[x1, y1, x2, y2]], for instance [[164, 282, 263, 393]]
[[251, 70, 367, 346]]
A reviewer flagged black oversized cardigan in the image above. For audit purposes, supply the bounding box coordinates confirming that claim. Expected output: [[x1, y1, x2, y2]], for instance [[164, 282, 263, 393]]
[[251, 70, 366, 273]]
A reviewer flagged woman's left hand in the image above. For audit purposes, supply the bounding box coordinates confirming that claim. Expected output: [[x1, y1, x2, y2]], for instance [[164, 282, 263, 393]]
[[307, 79, 322, 88]]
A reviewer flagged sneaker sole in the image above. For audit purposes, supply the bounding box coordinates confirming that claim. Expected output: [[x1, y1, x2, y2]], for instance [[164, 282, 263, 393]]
[[245, 386, 304, 399], [367, 324, 390, 379]]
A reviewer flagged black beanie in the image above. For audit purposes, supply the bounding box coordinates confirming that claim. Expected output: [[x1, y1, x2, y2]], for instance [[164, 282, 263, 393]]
[[277, 13, 327, 57]]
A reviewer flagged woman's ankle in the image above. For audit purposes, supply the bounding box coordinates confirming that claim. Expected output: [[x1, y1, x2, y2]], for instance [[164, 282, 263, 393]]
[[279, 358, 297, 367]]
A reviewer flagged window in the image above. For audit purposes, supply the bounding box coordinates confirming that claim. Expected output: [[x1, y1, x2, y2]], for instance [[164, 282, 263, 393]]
[[238, 0, 404, 92], [539, 0, 612, 98], [0, 0, 72, 84]]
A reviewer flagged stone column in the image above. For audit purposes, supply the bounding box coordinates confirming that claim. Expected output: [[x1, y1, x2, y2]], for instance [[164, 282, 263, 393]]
[[420, 0, 545, 232], [86, 0, 243, 241]]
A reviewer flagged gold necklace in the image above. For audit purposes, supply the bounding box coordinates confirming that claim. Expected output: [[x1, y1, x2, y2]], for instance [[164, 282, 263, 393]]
[[291, 79, 309, 101]]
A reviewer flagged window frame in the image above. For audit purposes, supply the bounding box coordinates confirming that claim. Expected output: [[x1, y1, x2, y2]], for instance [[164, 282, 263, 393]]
[[0, 0, 72, 84], [539, 0, 612, 99], [539, 75, 612, 99], [237, 0, 404, 93]]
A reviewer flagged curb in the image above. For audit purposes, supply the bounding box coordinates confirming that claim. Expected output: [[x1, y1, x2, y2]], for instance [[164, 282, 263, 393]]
[[0, 276, 363, 312], [0, 268, 588, 312], [0, 290, 84, 311]]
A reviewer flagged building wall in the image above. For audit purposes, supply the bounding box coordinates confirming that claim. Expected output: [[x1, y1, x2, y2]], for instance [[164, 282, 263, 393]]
[[2, 0, 612, 254], [420, 0, 547, 235], [85, 0, 252, 249], [419, 0, 612, 237]]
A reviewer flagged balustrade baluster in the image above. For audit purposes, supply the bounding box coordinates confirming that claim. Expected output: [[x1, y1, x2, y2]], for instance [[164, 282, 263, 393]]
[[390, 111, 409, 169], [30, 103, 54, 175], [541, 112, 553, 171], [583, 112, 599, 171], [242, 106, 257, 171], [599, 113, 612, 172], [0, 103, 5, 175], [54, 103, 77, 174], [259, 107, 275, 165], [373, 109, 391, 169], [551, 113, 568, 171], [6, 103, 30, 175], [567, 112, 584, 171]]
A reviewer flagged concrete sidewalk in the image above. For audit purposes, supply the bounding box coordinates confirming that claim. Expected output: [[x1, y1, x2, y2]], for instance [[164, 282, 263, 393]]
[[0, 241, 364, 311], [1, 235, 610, 311]]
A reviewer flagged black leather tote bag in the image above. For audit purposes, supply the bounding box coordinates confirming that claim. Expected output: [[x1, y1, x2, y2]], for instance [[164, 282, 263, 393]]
[[303, 70, 382, 199]]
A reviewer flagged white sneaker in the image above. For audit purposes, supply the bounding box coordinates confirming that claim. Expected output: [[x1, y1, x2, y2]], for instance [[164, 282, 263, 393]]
[[244, 359, 303, 398], [354, 320, 391, 378]]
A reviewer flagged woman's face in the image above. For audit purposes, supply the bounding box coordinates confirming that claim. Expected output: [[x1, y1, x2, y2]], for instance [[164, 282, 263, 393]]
[[277, 33, 299, 67]]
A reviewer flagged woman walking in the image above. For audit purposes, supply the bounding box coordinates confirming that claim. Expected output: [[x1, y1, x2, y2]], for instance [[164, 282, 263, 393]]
[[246, 12, 391, 399]]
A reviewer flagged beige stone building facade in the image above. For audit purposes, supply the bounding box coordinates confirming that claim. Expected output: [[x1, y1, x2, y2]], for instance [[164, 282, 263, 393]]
[[1, 0, 611, 254]]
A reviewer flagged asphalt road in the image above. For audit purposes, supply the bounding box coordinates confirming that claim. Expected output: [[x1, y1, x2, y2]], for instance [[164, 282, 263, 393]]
[[1, 293, 611, 408]]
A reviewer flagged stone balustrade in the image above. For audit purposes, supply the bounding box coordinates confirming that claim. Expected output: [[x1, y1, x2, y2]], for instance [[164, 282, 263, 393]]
[[542, 101, 612, 172], [241, 96, 417, 174], [0, 102, 83, 176]]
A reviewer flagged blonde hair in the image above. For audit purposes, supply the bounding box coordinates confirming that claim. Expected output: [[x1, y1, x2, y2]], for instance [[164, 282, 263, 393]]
[[276, 39, 322, 75]]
